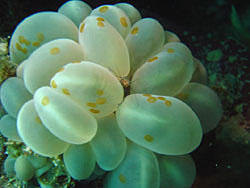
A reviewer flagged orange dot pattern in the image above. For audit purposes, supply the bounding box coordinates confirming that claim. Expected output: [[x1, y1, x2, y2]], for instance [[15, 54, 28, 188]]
[[42, 96, 50, 106], [118, 174, 126, 183], [99, 6, 109, 13], [80, 23, 85, 33], [131, 27, 139, 35], [148, 56, 158, 63], [120, 17, 128, 27], [50, 47, 60, 55], [144, 134, 154, 142]]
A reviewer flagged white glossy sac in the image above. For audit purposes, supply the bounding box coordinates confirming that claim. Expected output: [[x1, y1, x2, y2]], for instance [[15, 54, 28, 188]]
[[0, 77, 32, 118], [63, 143, 96, 180], [104, 141, 160, 188], [17, 100, 70, 157], [126, 18, 165, 76], [116, 94, 202, 155], [23, 39, 84, 94], [79, 16, 130, 77], [9, 12, 78, 64], [34, 87, 97, 144], [115, 3, 141, 25], [90, 114, 127, 171], [58, 0, 92, 27], [91, 5, 131, 38], [131, 43, 195, 96], [50, 61, 124, 118]]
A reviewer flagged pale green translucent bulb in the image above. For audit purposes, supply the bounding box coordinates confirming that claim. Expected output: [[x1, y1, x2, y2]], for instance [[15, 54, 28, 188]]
[[63, 143, 96, 180], [0, 77, 32, 118], [23, 38, 84, 94], [176, 82, 223, 133], [126, 18, 165, 76], [131, 42, 195, 96], [164, 30, 181, 44], [17, 100, 70, 157], [190, 58, 208, 85], [0, 114, 22, 142], [104, 141, 160, 188], [79, 16, 130, 77], [16, 60, 28, 79], [34, 86, 97, 144], [158, 154, 196, 188], [115, 3, 141, 25], [50, 61, 124, 118], [116, 94, 202, 155], [90, 114, 127, 171], [4, 155, 16, 177], [9, 12, 78, 64], [58, 0, 92, 27], [90, 5, 131, 38], [14, 155, 35, 181]]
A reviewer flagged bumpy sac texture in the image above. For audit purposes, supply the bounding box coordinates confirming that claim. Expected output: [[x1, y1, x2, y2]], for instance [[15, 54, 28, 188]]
[[23, 38, 85, 94], [79, 16, 130, 77], [177, 82, 223, 133], [58, 0, 92, 27], [104, 141, 160, 188], [50, 61, 124, 118], [34, 87, 97, 144], [9, 11, 78, 64], [17, 100, 70, 157], [0, 77, 32, 118], [117, 94, 202, 155], [131, 42, 195, 96], [90, 5, 131, 38], [63, 143, 96, 180], [90, 114, 127, 171]]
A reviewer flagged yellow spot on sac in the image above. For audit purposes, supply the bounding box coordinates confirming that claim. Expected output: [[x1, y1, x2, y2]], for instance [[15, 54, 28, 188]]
[[62, 88, 70, 95], [147, 97, 157, 103], [120, 17, 128, 27], [143, 94, 152, 97], [32, 41, 40, 47], [16, 43, 27, 54], [97, 21, 105, 27], [157, 96, 166, 100], [57, 67, 65, 73], [99, 6, 108, 13], [167, 48, 175, 53], [18, 36, 30, 45], [96, 89, 104, 96], [42, 96, 50, 106], [119, 174, 126, 183], [50, 47, 60, 55], [144, 134, 154, 142], [22, 48, 28, 54], [51, 80, 57, 88], [96, 98, 107, 105], [131, 27, 139, 35], [80, 23, 85, 33], [96, 17, 105, 22], [148, 56, 158, 63], [37, 32, 45, 42], [176, 93, 189, 100], [89, 109, 100, 114], [35, 116, 42, 124], [86, 102, 97, 108], [72, 61, 81, 64], [165, 100, 172, 106]]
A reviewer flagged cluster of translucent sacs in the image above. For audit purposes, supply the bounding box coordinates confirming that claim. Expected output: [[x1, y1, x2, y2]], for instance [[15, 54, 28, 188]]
[[0, 0, 223, 187]]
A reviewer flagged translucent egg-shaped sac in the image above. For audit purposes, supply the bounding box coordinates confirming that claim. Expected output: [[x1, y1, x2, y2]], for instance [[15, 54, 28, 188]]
[[131, 43, 195, 96], [176, 83, 223, 133], [16, 60, 28, 79], [117, 94, 202, 155], [90, 5, 131, 38], [58, 0, 92, 27], [0, 114, 22, 142], [90, 114, 127, 171], [104, 141, 160, 188], [23, 38, 84, 94], [26, 155, 48, 169], [164, 30, 181, 44], [0, 77, 32, 118], [78, 16, 130, 77], [50, 61, 124, 118], [14, 155, 35, 181], [34, 86, 98, 144], [17, 100, 70, 157], [125, 18, 165, 76], [63, 143, 96, 180], [9, 11, 78, 64], [115, 3, 141, 25], [158, 154, 196, 188], [4, 155, 16, 177], [190, 58, 208, 85]]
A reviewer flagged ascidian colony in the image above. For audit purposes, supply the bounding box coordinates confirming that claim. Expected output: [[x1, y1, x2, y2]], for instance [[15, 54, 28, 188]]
[[0, 1, 223, 188]]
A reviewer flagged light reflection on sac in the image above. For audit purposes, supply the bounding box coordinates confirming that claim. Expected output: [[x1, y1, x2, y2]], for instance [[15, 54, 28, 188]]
[[0, 1, 222, 187]]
